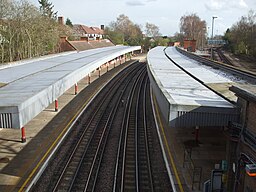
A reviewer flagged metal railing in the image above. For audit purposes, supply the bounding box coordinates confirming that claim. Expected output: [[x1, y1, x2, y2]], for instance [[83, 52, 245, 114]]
[[183, 146, 202, 190], [0, 113, 12, 128]]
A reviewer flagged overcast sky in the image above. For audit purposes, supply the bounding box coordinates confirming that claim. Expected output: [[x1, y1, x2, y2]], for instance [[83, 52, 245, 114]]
[[29, 0, 256, 36]]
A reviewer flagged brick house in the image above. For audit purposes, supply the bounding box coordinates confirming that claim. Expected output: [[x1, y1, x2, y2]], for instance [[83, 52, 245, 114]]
[[57, 17, 113, 52], [73, 24, 104, 41]]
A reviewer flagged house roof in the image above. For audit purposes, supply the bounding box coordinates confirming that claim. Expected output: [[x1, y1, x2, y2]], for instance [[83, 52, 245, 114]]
[[89, 26, 104, 34], [73, 24, 104, 35], [68, 39, 114, 51]]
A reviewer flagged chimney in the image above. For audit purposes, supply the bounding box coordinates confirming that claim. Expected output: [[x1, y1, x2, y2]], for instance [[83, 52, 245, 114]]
[[60, 36, 68, 42], [100, 25, 105, 30], [58, 16, 64, 25]]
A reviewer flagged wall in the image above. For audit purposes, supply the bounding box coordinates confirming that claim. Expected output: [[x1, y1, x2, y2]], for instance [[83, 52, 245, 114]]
[[184, 40, 196, 52], [229, 94, 256, 191], [247, 101, 256, 133], [147, 65, 170, 124]]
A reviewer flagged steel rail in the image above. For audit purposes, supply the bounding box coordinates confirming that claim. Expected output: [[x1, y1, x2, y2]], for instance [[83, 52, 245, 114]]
[[85, 63, 140, 192], [135, 70, 146, 191], [52, 62, 141, 191], [216, 48, 233, 65], [26, 60, 139, 192], [82, 103, 116, 191], [135, 73, 153, 191], [121, 68, 147, 191], [112, 65, 145, 192], [68, 105, 111, 191], [52, 81, 115, 192], [112, 66, 146, 192], [142, 77, 154, 191]]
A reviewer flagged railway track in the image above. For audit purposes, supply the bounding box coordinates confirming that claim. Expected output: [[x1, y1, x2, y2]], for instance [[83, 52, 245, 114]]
[[31, 61, 172, 192], [216, 48, 233, 65], [176, 47, 256, 84], [112, 69, 172, 191], [113, 68, 151, 191], [52, 65, 124, 191]]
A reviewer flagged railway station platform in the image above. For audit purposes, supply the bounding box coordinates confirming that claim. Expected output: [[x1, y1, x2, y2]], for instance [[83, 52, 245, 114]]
[[148, 46, 240, 191], [0, 55, 143, 191], [0, 46, 243, 192], [0, 46, 141, 131], [153, 101, 229, 191]]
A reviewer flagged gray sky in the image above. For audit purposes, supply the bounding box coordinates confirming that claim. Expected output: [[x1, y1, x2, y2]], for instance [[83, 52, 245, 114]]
[[29, 0, 256, 36]]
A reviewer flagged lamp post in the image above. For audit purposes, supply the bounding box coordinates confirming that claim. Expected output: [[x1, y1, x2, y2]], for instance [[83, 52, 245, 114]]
[[211, 16, 217, 60], [201, 27, 206, 50]]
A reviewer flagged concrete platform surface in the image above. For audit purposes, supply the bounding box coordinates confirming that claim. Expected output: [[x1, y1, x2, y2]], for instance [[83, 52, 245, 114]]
[[153, 95, 228, 192]]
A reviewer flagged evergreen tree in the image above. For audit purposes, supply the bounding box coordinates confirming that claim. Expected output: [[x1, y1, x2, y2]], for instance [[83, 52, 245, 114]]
[[65, 18, 73, 27], [38, 0, 57, 19]]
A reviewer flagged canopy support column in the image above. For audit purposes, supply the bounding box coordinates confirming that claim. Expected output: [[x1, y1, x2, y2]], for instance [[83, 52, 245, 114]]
[[55, 99, 58, 112], [75, 83, 78, 95], [88, 73, 91, 84], [21, 127, 26, 143]]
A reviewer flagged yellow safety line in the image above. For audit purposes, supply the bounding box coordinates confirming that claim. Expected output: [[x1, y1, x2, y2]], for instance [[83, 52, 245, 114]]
[[153, 96, 184, 192], [19, 93, 96, 192]]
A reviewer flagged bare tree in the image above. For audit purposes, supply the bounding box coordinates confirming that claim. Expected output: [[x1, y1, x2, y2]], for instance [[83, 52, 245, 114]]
[[179, 13, 207, 48], [173, 32, 185, 45], [0, 0, 70, 63], [227, 10, 256, 57], [107, 14, 143, 45], [0, 0, 14, 19], [145, 22, 161, 39]]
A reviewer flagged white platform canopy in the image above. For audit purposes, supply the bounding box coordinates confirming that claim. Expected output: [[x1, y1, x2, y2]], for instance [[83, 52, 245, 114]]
[[147, 46, 238, 127], [165, 47, 234, 84], [0, 46, 141, 129]]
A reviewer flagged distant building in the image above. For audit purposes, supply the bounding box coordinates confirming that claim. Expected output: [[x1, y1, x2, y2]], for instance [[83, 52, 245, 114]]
[[73, 24, 104, 41], [59, 36, 114, 52], [183, 39, 196, 52], [57, 17, 113, 52]]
